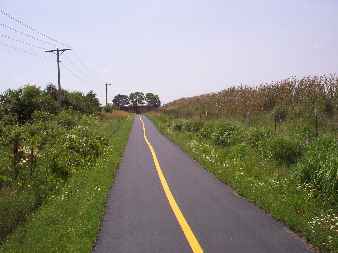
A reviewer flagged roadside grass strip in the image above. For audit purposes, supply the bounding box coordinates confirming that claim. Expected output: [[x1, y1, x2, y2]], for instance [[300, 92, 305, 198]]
[[148, 114, 338, 253], [0, 117, 133, 253]]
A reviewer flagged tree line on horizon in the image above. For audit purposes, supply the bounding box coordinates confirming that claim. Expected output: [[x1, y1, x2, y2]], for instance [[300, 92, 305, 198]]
[[112, 92, 161, 113]]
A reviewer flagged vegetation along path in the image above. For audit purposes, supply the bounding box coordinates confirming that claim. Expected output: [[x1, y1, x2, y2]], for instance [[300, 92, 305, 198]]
[[94, 116, 311, 253]]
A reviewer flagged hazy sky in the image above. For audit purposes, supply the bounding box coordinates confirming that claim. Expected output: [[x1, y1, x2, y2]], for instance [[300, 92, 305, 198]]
[[1, 0, 337, 104]]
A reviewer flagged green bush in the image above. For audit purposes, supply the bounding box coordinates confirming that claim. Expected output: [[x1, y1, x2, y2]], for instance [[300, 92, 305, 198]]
[[297, 135, 338, 199], [210, 123, 243, 146], [199, 123, 215, 139], [228, 143, 251, 160], [55, 110, 81, 129], [183, 121, 204, 132], [269, 136, 302, 165], [245, 127, 272, 148], [171, 120, 186, 131], [0, 109, 111, 243], [0, 189, 36, 241]]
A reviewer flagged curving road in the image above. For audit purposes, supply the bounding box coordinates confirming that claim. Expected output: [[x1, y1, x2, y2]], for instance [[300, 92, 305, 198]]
[[93, 116, 311, 253]]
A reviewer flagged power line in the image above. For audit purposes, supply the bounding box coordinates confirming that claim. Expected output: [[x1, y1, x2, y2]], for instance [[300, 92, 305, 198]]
[[0, 9, 103, 84], [61, 62, 86, 82], [0, 40, 38, 56], [72, 50, 105, 83], [63, 54, 89, 77], [0, 33, 48, 50], [1, 9, 103, 90], [0, 9, 72, 48], [0, 23, 58, 47]]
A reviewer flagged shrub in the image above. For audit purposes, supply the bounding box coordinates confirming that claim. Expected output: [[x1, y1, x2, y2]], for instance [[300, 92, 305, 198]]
[[43, 124, 107, 180], [228, 143, 251, 160], [297, 135, 338, 199], [210, 123, 243, 146], [273, 105, 288, 123], [245, 127, 272, 148], [55, 110, 80, 129], [269, 136, 302, 165], [183, 121, 204, 132], [199, 123, 215, 139], [171, 120, 186, 131], [0, 188, 36, 241]]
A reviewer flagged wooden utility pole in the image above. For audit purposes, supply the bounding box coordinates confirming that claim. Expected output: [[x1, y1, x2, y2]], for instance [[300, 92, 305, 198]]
[[45, 48, 72, 104], [105, 83, 112, 106]]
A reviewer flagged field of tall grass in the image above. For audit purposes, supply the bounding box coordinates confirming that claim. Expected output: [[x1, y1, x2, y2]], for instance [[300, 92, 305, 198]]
[[164, 75, 337, 135]]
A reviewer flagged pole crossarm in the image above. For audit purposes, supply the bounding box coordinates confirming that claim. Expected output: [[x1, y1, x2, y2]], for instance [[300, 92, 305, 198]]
[[45, 48, 71, 53]]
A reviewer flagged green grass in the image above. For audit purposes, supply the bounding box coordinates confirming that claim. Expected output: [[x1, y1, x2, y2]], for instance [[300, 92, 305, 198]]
[[0, 116, 133, 253], [149, 114, 338, 253]]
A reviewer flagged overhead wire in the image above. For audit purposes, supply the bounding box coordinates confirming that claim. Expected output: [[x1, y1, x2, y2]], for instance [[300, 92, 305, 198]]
[[62, 54, 89, 77], [0, 33, 48, 50], [72, 50, 105, 83], [60, 62, 87, 82], [1, 8, 103, 86], [0, 9, 72, 48], [0, 40, 38, 57], [0, 23, 58, 47]]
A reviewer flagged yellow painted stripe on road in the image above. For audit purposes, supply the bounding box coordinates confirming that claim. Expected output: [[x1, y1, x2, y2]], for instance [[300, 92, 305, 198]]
[[139, 116, 204, 253]]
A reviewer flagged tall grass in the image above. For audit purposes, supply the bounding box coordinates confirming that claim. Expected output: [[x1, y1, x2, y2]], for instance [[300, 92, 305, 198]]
[[163, 75, 338, 133]]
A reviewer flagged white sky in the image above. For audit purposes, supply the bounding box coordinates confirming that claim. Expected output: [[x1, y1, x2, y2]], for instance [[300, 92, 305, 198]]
[[1, 0, 337, 104]]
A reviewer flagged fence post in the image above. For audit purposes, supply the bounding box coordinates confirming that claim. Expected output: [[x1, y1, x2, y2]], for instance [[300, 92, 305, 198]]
[[315, 108, 319, 137]]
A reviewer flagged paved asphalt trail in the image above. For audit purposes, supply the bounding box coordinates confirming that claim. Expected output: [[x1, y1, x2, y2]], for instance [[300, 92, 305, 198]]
[[93, 116, 311, 253]]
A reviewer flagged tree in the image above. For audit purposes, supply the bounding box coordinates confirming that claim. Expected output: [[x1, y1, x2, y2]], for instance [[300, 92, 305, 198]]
[[45, 83, 58, 101], [129, 92, 145, 106], [145, 93, 161, 108], [112, 94, 130, 108], [85, 90, 100, 113], [62, 90, 100, 114], [0, 85, 59, 125]]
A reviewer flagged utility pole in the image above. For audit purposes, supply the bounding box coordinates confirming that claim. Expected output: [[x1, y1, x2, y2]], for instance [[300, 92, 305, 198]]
[[105, 83, 112, 107], [45, 48, 72, 104]]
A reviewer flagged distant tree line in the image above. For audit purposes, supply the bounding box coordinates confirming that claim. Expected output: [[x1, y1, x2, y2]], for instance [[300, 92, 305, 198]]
[[112, 92, 161, 113]]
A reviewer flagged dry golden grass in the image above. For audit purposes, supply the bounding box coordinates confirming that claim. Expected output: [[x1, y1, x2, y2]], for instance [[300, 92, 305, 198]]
[[147, 111, 161, 117], [97, 110, 130, 120], [164, 75, 338, 124]]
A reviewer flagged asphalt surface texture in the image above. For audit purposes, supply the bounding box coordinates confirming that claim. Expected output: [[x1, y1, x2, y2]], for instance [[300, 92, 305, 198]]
[[93, 116, 312, 253]]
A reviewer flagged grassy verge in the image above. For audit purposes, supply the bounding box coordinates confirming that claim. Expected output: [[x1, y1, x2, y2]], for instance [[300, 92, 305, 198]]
[[148, 113, 337, 253], [0, 115, 133, 253]]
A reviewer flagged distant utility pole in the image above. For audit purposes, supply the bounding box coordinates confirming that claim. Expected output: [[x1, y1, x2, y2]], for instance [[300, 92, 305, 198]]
[[105, 83, 112, 106], [45, 48, 72, 104]]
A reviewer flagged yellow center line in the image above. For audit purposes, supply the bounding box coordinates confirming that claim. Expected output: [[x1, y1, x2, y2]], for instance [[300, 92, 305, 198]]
[[139, 116, 204, 253]]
